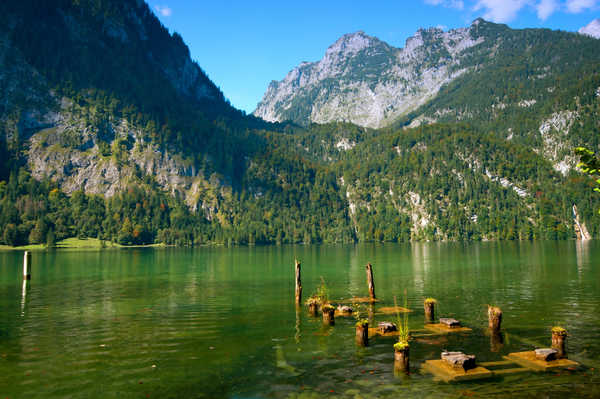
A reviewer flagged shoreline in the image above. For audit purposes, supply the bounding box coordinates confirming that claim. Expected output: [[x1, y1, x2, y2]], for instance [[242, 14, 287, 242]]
[[0, 237, 167, 251]]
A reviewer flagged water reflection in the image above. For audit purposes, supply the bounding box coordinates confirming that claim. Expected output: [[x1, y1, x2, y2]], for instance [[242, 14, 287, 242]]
[[20, 279, 27, 315]]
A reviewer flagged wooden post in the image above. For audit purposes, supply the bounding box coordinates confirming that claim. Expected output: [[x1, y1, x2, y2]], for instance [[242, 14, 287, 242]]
[[294, 259, 302, 306], [355, 321, 369, 346], [394, 344, 410, 373], [424, 298, 436, 323], [322, 305, 335, 326], [488, 306, 502, 333], [23, 251, 31, 280], [490, 331, 504, 352], [366, 263, 376, 300], [551, 327, 568, 359]]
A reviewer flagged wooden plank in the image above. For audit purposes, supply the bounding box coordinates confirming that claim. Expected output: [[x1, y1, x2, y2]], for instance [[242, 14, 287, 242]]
[[504, 351, 579, 371], [377, 306, 412, 314], [347, 297, 379, 303], [367, 327, 402, 338], [493, 367, 531, 375], [479, 360, 514, 367], [424, 323, 472, 334], [334, 310, 354, 317], [411, 333, 440, 338], [422, 359, 493, 382]]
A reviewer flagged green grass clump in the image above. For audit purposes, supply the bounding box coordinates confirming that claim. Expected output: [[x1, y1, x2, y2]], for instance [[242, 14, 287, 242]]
[[552, 326, 568, 336], [315, 277, 329, 305], [394, 341, 409, 351], [322, 304, 335, 312], [305, 296, 320, 306], [395, 293, 410, 348], [355, 319, 368, 328]]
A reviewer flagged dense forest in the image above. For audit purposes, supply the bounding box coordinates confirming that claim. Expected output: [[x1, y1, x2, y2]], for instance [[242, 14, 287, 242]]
[[0, 0, 598, 247]]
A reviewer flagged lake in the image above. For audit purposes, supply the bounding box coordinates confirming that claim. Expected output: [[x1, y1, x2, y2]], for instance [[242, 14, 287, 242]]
[[1, 241, 600, 398]]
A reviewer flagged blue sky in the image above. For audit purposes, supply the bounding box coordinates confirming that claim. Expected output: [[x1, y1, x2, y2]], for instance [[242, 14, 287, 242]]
[[149, 0, 599, 113]]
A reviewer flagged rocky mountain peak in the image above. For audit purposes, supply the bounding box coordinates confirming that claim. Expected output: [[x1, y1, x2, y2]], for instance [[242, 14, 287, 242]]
[[254, 21, 486, 128], [579, 19, 600, 39], [325, 31, 375, 56]]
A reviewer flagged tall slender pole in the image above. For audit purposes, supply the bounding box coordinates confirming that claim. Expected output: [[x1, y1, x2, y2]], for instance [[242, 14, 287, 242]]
[[366, 263, 375, 300], [23, 251, 31, 280], [295, 259, 302, 306]]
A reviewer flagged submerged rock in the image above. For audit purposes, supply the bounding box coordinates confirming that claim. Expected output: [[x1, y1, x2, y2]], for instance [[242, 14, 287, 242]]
[[337, 305, 353, 314], [440, 318, 461, 328], [535, 348, 558, 361], [441, 351, 476, 370], [378, 322, 397, 333]]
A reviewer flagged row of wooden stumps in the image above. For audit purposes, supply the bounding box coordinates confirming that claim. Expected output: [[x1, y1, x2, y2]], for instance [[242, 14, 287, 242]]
[[293, 260, 574, 379]]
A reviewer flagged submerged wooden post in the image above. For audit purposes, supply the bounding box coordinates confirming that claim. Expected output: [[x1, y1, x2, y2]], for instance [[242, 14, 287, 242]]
[[394, 343, 410, 373], [366, 263, 376, 300], [322, 304, 335, 326], [294, 259, 302, 306], [488, 306, 502, 333], [424, 298, 436, 323], [490, 331, 504, 352], [355, 320, 369, 346], [306, 296, 319, 316], [551, 327, 568, 358], [23, 251, 31, 280]]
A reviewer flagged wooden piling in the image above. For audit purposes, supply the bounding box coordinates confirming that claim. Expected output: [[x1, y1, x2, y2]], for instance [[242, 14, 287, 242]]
[[551, 327, 568, 359], [424, 298, 436, 323], [366, 263, 376, 300], [394, 343, 410, 373], [355, 321, 369, 346], [294, 259, 302, 306], [322, 304, 335, 326], [23, 251, 31, 280], [488, 306, 502, 333], [490, 331, 504, 353]]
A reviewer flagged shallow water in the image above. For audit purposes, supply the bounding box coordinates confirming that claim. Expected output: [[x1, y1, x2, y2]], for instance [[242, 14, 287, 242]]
[[1, 241, 600, 398]]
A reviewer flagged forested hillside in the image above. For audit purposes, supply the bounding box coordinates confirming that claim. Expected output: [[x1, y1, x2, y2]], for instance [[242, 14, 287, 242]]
[[0, 0, 598, 247]]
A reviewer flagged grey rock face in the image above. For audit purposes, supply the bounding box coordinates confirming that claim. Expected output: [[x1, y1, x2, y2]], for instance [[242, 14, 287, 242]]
[[254, 23, 485, 128]]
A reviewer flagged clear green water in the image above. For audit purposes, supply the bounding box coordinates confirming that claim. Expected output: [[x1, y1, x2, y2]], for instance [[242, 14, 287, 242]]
[[1, 241, 600, 398]]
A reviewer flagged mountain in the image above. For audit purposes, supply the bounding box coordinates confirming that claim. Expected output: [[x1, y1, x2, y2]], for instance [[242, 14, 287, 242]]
[[254, 20, 600, 132], [0, 0, 353, 246], [254, 24, 484, 128], [579, 19, 600, 39], [0, 2, 598, 247]]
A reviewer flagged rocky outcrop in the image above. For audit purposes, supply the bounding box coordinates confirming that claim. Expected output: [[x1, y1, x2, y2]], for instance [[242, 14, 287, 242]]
[[573, 204, 591, 241], [254, 22, 485, 128]]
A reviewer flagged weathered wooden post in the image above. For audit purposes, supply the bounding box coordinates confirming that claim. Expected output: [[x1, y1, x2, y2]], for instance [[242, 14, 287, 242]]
[[551, 327, 568, 358], [490, 331, 504, 352], [355, 320, 369, 346], [23, 251, 31, 280], [424, 298, 436, 323], [322, 304, 335, 326], [488, 306, 502, 333], [366, 263, 376, 301], [295, 259, 302, 306], [394, 342, 410, 373], [307, 297, 319, 316]]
